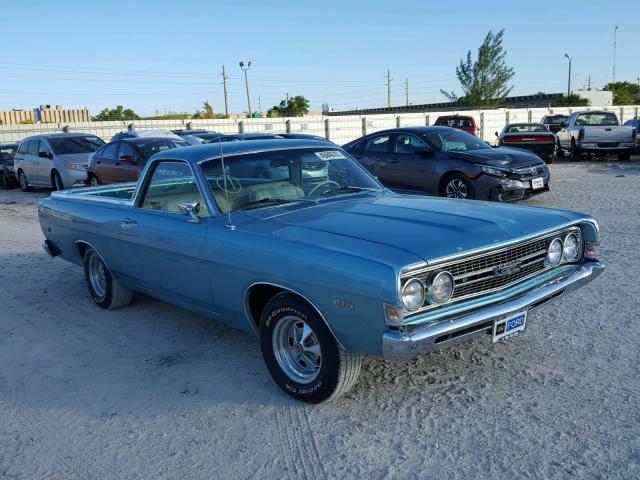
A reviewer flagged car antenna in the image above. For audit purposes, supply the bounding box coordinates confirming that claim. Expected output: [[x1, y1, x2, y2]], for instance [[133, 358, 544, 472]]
[[217, 133, 235, 230]]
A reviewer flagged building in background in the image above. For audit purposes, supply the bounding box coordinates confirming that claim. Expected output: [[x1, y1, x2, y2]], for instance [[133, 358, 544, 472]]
[[0, 105, 90, 124], [576, 90, 613, 107]]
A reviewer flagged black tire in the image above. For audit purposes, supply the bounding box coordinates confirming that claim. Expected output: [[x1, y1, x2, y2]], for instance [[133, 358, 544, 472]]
[[555, 139, 563, 158], [51, 170, 64, 191], [546, 152, 554, 165], [87, 174, 100, 186], [0, 171, 13, 190], [440, 173, 475, 200], [618, 152, 631, 162], [83, 247, 133, 310], [259, 292, 361, 403], [569, 140, 582, 161], [18, 170, 32, 192]]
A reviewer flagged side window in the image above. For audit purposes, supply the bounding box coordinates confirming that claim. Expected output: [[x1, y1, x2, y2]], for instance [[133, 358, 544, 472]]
[[26, 141, 39, 156], [38, 141, 51, 156], [118, 143, 135, 161], [140, 161, 209, 216], [394, 134, 427, 154], [363, 135, 390, 153], [102, 142, 119, 160], [17, 142, 28, 154]]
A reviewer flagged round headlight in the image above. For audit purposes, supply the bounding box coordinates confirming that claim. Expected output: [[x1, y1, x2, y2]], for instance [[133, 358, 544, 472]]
[[546, 238, 563, 266], [563, 233, 579, 261], [427, 271, 454, 304], [401, 279, 425, 311]]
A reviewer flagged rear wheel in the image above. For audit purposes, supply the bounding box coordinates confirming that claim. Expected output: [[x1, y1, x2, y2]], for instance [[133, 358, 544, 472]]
[[18, 170, 31, 192], [0, 171, 13, 189], [83, 247, 133, 310], [259, 293, 361, 403], [441, 173, 475, 200], [51, 170, 64, 191], [569, 140, 582, 161]]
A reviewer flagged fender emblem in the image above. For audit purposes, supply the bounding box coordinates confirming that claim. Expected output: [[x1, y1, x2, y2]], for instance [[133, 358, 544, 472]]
[[334, 300, 354, 309], [494, 260, 523, 277]]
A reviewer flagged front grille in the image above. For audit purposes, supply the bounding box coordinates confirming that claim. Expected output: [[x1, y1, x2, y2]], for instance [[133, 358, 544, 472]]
[[402, 227, 581, 315]]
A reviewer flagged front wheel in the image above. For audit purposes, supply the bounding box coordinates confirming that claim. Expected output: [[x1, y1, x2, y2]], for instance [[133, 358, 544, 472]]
[[0, 172, 13, 190], [52, 170, 64, 191], [18, 170, 32, 192], [569, 140, 582, 161], [618, 152, 631, 162], [260, 293, 361, 403], [441, 173, 475, 200], [88, 174, 100, 186], [83, 247, 133, 310]]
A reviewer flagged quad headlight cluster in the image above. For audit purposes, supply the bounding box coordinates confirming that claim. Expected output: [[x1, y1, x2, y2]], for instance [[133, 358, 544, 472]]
[[546, 232, 581, 266], [401, 270, 455, 312]]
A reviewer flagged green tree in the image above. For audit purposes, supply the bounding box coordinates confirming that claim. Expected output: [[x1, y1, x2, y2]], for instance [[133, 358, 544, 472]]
[[554, 94, 589, 107], [441, 29, 515, 108], [603, 81, 640, 105], [192, 100, 228, 119], [92, 105, 140, 121], [267, 96, 310, 117]]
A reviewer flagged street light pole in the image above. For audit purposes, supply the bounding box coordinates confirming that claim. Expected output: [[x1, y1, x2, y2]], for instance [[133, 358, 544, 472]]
[[564, 53, 572, 97], [239, 61, 252, 117]]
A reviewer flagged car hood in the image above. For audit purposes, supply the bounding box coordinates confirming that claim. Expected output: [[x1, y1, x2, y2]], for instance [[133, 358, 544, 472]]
[[57, 153, 95, 164], [449, 147, 543, 168], [241, 194, 588, 266]]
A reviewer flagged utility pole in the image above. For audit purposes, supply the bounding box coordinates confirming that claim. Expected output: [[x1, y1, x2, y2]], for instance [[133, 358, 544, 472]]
[[258, 96, 262, 114], [587, 75, 591, 90], [613, 25, 618, 82], [239, 61, 252, 117], [404, 78, 409, 106], [221, 65, 229, 116], [564, 53, 572, 97], [386, 69, 392, 108], [286, 92, 289, 106]]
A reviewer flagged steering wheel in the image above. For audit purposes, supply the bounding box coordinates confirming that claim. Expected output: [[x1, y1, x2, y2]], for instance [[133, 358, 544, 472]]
[[216, 174, 242, 194], [308, 180, 341, 196]]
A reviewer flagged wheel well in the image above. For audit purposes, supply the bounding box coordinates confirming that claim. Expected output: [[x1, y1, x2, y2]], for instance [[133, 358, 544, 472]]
[[246, 284, 287, 329], [75, 241, 90, 259]]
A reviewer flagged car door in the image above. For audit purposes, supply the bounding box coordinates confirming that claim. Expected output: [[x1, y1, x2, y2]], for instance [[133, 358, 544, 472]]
[[23, 140, 45, 185], [95, 142, 120, 184], [113, 142, 141, 183], [35, 140, 54, 185], [385, 133, 438, 194], [118, 160, 215, 314], [350, 133, 393, 183]]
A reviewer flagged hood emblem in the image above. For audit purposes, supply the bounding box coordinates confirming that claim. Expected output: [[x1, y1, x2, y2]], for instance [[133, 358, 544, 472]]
[[494, 259, 523, 277]]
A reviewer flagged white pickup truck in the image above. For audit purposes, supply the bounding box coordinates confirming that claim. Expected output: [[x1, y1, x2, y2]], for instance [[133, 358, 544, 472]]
[[556, 111, 636, 161]]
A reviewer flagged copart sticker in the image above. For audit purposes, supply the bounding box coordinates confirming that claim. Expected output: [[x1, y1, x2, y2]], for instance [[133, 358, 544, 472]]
[[315, 150, 346, 160]]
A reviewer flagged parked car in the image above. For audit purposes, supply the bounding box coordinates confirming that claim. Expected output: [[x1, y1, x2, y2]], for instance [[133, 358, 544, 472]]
[[434, 115, 478, 136], [541, 114, 568, 134], [218, 133, 284, 142], [14, 133, 105, 191], [556, 111, 636, 161], [111, 130, 182, 142], [496, 123, 556, 164], [178, 132, 222, 145], [87, 137, 189, 185], [277, 133, 330, 141], [623, 118, 640, 154], [39, 139, 603, 403], [343, 127, 549, 202], [0, 143, 19, 189]]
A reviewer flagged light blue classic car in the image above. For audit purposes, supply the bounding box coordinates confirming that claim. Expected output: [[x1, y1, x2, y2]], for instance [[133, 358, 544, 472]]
[[38, 139, 604, 403]]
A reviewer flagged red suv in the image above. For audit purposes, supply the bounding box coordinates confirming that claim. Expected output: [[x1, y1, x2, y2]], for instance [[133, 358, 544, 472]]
[[434, 115, 478, 136]]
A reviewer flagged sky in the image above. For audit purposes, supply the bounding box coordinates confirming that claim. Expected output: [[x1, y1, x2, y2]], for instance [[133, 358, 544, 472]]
[[1, 0, 638, 117]]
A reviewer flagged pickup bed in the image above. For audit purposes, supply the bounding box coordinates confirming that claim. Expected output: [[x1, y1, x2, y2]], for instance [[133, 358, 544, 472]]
[[557, 111, 636, 160]]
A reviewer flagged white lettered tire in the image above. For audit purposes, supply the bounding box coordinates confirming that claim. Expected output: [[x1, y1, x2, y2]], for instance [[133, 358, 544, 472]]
[[83, 247, 133, 310], [260, 293, 361, 403]]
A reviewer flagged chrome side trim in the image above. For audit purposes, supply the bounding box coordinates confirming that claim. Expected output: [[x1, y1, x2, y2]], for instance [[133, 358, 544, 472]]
[[382, 260, 604, 361], [244, 281, 345, 349]]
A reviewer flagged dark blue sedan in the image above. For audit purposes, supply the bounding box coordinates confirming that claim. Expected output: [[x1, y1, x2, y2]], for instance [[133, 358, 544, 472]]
[[343, 126, 549, 202]]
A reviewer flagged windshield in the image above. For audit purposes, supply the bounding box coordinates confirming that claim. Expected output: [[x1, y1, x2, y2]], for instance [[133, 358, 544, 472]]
[[134, 139, 189, 159], [544, 115, 567, 124], [506, 124, 549, 133], [575, 113, 619, 126], [201, 148, 382, 213], [423, 130, 491, 152], [48, 136, 105, 155], [435, 117, 474, 128]]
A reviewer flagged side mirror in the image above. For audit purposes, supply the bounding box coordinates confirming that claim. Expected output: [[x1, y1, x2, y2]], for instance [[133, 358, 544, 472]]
[[38, 151, 51, 158], [120, 155, 138, 165], [494, 131, 499, 138], [415, 148, 434, 158], [178, 201, 201, 224]]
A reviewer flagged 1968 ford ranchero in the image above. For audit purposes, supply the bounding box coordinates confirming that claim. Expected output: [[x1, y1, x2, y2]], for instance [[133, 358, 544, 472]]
[[38, 139, 604, 403]]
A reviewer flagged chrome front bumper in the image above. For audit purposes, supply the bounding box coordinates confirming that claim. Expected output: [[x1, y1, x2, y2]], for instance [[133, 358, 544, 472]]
[[382, 260, 604, 361]]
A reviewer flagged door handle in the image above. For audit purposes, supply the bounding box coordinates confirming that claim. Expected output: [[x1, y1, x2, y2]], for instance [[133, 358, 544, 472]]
[[96, 161, 101, 164], [121, 218, 137, 225], [389, 159, 399, 164], [115, 162, 120, 166]]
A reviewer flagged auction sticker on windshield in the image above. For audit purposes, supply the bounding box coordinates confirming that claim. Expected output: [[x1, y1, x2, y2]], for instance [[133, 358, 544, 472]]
[[315, 150, 347, 160]]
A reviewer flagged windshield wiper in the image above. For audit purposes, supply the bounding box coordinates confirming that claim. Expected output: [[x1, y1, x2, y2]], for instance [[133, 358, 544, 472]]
[[320, 186, 382, 197]]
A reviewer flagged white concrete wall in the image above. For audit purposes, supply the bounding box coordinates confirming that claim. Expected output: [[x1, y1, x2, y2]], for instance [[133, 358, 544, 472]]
[[1, 105, 638, 146]]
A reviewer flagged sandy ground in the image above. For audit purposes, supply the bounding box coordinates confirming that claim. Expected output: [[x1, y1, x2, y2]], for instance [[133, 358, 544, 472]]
[[0, 159, 639, 479]]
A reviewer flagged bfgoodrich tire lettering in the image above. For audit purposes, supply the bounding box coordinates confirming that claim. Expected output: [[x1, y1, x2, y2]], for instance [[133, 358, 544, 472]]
[[259, 293, 361, 403], [83, 247, 133, 310]]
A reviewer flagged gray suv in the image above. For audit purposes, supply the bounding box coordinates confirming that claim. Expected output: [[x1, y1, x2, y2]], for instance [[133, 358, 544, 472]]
[[14, 133, 105, 191]]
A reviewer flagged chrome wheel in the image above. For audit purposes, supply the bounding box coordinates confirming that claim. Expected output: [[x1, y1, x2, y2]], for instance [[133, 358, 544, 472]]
[[272, 315, 322, 384], [88, 254, 107, 301], [52, 172, 63, 191], [445, 178, 469, 199]]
